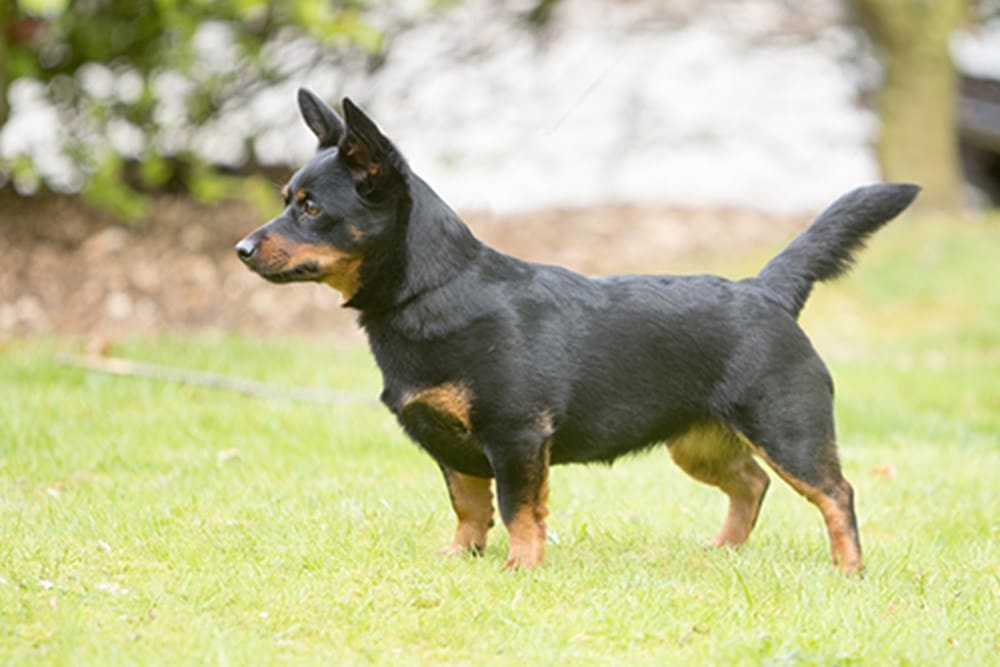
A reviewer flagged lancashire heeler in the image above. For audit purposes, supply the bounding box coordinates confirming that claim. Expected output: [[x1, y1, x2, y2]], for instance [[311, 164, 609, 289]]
[[236, 89, 919, 573]]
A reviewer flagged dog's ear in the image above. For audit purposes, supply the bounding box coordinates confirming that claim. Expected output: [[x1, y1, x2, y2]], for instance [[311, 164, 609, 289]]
[[340, 97, 401, 197], [297, 88, 344, 148]]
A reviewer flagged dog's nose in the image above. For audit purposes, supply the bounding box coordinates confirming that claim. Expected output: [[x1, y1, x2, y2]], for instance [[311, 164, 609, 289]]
[[235, 237, 257, 262]]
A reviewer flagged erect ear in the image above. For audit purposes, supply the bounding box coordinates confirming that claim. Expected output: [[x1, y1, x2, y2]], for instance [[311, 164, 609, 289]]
[[297, 88, 344, 148], [340, 97, 399, 194]]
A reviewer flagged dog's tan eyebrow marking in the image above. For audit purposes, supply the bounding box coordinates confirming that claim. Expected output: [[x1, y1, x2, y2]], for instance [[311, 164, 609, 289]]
[[295, 188, 307, 203], [280, 185, 291, 203]]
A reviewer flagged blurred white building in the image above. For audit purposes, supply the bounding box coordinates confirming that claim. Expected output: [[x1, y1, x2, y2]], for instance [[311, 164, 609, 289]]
[[0, 0, 908, 214]]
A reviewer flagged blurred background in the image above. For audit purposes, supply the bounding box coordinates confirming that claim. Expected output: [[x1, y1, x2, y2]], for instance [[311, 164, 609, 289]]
[[1, 0, 998, 340]]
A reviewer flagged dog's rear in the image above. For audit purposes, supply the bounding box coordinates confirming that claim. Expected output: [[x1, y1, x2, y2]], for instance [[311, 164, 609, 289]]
[[684, 183, 920, 574]]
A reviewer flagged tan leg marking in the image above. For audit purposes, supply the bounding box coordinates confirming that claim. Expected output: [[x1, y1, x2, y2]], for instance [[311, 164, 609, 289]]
[[402, 383, 472, 433], [503, 446, 550, 570], [440, 471, 494, 557], [814, 487, 862, 574], [711, 458, 771, 547], [670, 422, 770, 547], [503, 477, 548, 570], [734, 433, 863, 574]]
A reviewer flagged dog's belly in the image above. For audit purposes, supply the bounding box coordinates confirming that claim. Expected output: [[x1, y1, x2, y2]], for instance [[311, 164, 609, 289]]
[[550, 420, 689, 465], [549, 389, 699, 465]]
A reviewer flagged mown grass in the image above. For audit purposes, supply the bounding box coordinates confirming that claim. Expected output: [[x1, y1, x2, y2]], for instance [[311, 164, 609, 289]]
[[1, 214, 998, 665]]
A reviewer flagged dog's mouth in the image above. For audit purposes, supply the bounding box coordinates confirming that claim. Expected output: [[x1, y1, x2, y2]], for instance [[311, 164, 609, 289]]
[[257, 262, 322, 284], [240, 240, 363, 299]]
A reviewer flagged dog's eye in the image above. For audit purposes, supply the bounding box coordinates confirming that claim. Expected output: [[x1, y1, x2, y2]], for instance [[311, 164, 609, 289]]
[[303, 200, 322, 217]]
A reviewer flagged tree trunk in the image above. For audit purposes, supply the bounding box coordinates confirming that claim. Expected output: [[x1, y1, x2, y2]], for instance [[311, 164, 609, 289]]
[[854, 0, 965, 211]]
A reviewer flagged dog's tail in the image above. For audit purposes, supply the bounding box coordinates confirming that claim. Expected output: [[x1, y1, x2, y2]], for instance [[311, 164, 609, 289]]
[[756, 183, 920, 318]]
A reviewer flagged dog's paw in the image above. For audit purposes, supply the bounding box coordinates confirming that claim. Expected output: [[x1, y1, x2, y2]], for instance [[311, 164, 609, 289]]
[[438, 543, 484, 558]]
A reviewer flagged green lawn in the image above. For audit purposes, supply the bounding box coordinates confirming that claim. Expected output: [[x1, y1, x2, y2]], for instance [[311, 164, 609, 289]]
[[2, 215, 998, 665]]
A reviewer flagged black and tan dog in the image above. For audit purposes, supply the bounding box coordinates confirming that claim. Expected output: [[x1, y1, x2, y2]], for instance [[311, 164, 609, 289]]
[[236, 89, 919, 573]]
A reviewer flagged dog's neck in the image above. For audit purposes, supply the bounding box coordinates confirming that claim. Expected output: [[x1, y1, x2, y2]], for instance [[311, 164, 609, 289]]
[[349, 173, 482, 320]]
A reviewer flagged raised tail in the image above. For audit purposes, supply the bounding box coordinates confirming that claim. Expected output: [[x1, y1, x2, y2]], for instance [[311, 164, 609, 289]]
[[757, 183, 920, 318]]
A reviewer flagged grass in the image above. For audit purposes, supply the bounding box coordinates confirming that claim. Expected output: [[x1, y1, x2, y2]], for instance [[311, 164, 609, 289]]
[[1, 214, 998, 665]]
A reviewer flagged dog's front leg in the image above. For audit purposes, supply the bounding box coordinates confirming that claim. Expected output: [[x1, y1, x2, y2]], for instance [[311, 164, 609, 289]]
[[438, 466, 494, 557], [487, 438, 551, 570]]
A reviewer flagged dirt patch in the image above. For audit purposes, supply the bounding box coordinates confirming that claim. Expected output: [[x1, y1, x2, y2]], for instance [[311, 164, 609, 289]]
[[0, 191, 806, 341]]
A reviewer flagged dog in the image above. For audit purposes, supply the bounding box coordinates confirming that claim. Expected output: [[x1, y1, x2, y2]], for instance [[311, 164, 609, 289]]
[[236, 89, 919, 573]]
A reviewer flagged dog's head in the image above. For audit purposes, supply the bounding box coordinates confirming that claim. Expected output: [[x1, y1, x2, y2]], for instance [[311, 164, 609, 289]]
[[235, 90, 406, 301]]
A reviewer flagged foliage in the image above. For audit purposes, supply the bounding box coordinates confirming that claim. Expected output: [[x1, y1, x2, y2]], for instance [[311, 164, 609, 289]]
[[0, 0, 386, 220], [1, 215, 998, 663]]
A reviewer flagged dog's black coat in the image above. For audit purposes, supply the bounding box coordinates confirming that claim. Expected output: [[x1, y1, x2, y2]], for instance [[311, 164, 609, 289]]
[[237, 90, 919, 570]]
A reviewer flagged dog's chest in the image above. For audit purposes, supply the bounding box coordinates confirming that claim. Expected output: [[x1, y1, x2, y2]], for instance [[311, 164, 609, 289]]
[[383, 382, 493, 477]]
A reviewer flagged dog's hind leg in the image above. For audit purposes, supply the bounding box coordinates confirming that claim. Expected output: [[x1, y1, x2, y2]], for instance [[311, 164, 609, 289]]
[[669, 423, 771, 547], [730, 386, 863, 574], [753, 440, 861, 574], [439, 467, 494, 557]]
